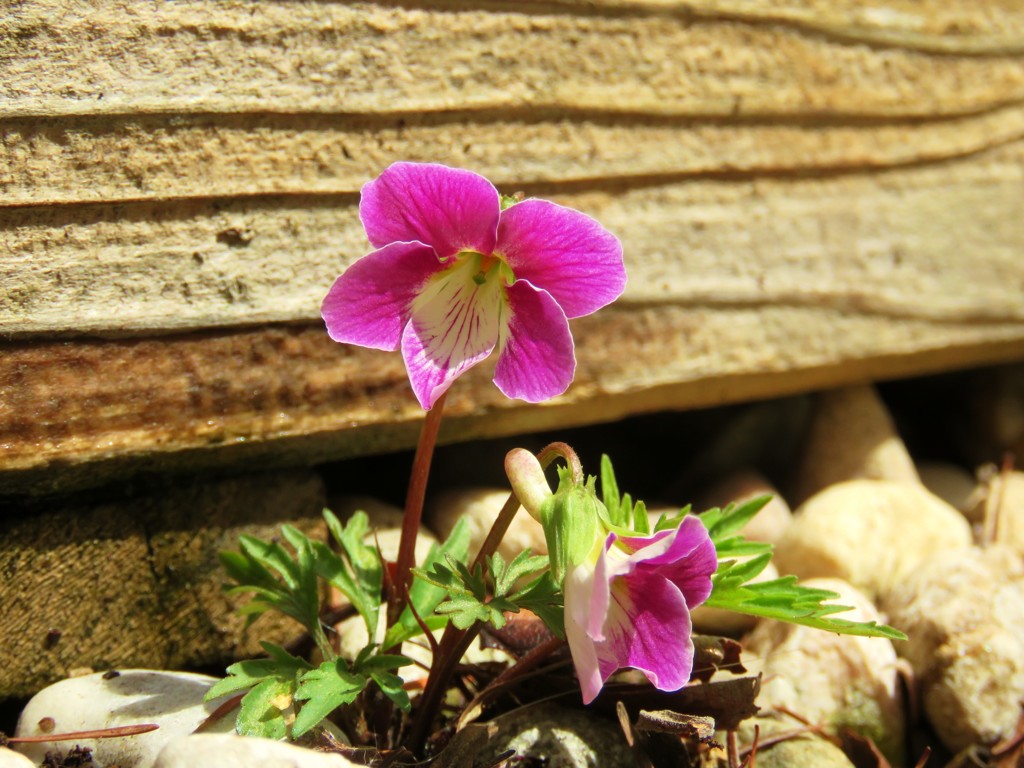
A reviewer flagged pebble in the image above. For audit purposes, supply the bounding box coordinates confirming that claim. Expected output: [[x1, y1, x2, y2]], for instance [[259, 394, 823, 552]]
[[153, 733, 355, 767], [427, 486, 547, 562], [12, 670, 236, 768], [746, 735, 855, 768], [741, 578, 904, 765], [885, 545, 1024, 753], [792, 384, 919, 504], [967, 469, 1024, 553], [774, 479, 972, 602], [475, 702, 634, 768], [0, 748, 34, 768]]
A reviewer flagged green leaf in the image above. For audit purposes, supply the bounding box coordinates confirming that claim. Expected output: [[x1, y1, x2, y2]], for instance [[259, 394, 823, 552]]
[[704, 575, 907, 640], [314, 509, 384, 639], [220, 532, 323, 645], [509, 571, 565, 637], [369, 670, 411, 712], [631, 498, 650, 535], [600, 454, 623, 526], [699, 495, 772, 544], [490, 550, 549, 598], [293, 660, 367, 738], [205, 642, 311, 701], [235, 677, 295, 740]]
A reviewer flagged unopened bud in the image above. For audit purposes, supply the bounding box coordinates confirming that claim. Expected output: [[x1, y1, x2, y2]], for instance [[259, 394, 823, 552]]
[[505, 448, 552, 521], [540, 469, 603, 584]]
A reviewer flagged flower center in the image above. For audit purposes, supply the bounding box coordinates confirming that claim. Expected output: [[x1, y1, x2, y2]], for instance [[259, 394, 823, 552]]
[[458, 251, 515, 287]]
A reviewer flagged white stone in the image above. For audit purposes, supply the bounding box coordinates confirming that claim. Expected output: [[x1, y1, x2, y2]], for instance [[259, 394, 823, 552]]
[[0, 748, 35, 768], [153, 733, 355, 767], [774, 479, 972, 602], [967, 469, 1024, 553], [885, 545, 1024, 753], [792, 384, 920, 505], [13, 670, 236, 768], [427, 487, 547, 562], [741, 578, 904, 764]]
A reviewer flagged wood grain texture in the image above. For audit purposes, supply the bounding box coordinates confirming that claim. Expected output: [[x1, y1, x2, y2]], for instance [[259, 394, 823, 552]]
[[2, 0, 1024, 489], [3, 308, 1024, 494]]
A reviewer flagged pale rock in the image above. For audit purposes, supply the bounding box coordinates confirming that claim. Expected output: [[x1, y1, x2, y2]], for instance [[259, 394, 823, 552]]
[[793, 384, 919, 504], [13, 670, 235, 768], [691, 560, 779, 636], [0, 748, 35, 768], [153, 733, 356, 767], [774, 479, 972, 602], [885, 545, 1024, 753], [477, 702, 634, 768], [741, 578, 904, 765], [694, 469, 793, 544], [966, 469, 1024, 553], [918, 462, 977, 514], [744, 734, 855, 768], [427, 487, 547, 562]]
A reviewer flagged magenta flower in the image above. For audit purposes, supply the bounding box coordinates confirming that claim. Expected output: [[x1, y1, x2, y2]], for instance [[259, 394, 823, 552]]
[[564, 516, 718, 704], [321, 162, 626, 409]]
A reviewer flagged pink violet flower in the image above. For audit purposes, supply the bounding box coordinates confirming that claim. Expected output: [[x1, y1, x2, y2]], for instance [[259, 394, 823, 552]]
[[564, 516, 718, 704], [321, 162, 626, 409]]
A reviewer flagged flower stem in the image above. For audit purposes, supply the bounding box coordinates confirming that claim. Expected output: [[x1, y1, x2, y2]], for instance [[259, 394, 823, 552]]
[[406, 441, 582, 754], [389, 391, 448, 625]]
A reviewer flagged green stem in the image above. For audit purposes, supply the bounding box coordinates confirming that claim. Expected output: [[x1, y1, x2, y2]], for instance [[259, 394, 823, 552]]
[[389, 391, 448, 625]]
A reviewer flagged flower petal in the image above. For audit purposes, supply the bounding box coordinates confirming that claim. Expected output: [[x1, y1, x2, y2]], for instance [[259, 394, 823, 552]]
[[599, 571, 695, 693], [495, 199, 626, 319], [631, 517, 718, 608], [564, 562, 605, 705], [492, 281, 575, 403], [359, 162, 500, 258], [400, 255, 505, 409], [321, 241, 442, 351]]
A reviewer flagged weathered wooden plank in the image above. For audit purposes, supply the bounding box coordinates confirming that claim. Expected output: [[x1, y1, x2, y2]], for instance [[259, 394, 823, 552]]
[[4, 104, 1024, 207], [4, 142, 1023, 336], [3, 307, 1024, 494], [3, 2, 1023, 119]]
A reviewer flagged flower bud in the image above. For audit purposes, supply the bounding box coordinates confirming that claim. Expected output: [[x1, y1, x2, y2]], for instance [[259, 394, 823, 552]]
[[504, 448, 552, 521], [539, 469, 603, 584]]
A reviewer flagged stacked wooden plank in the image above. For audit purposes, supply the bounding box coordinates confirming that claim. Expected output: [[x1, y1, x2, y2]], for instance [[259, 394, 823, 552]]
[[2, 0, 1024, 494]]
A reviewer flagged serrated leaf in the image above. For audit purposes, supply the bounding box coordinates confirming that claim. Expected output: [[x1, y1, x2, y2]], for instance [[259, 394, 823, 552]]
[[236, 677, 294, 739], [205, 642, 311, 701], [293, 660, 367, 738], [704, 576, 907, 640], [699, 496, 772, 544], [713, 552, 773, 586], [491, 550, 549, 598]]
